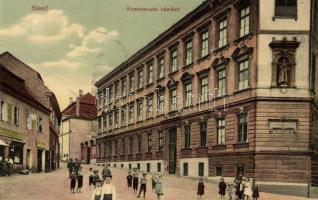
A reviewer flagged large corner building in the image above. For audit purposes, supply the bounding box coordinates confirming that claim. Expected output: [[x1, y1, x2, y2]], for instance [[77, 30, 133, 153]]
[[95, 0, 318, 185]]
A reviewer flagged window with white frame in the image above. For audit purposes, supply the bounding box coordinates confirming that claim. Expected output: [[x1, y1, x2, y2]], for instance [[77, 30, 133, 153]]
[[217, 68, 227, 97], [158, 57, 165, 79], [137, 100, 143, 121], [138, 69, 144, 89], [200, 76, 209, 102], [0, 100, 7, 121], [200, 30, 209, 58], [240, 6, 251, 37], [171, 48, 178, 73], [129, 74, 134, 93], [238, 114, 248, 143], [184, 82, 192, 107], [185, 39, 193, 66], [159, 131, 164, 151], [129, 104, 134, 124], [146, 96, 153, 119], [217, 118, 226, 145], [238, 60, 249, 90], [217, 18, 228, 48], [147, 64, 154, 85], [170, 88, 177, 111], [157, 91, 164, 115], [122, 78, 126, 97]]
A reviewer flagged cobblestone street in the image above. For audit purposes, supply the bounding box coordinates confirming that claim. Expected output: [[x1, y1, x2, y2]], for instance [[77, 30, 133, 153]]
[[0, 163, 316, 200]]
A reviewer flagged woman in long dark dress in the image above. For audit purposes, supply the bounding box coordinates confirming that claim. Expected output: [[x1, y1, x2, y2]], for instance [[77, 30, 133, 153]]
[[77, 167, 83, 193], [219, 177, 227, 199], [70, 170, 77, 194], [197, 177, 205, 199], [127, 171, 133, 189], [252, 179, 260, 200]]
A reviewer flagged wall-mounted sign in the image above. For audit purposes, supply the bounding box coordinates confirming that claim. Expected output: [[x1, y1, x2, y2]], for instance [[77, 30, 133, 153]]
[[36, 140, 46, 149], [0, 126, 24, 140], [268, 119, 298, 134]]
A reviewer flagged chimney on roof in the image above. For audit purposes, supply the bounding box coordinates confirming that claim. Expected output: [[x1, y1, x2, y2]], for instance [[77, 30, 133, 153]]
[[69, 97, 73, 104], [76, 97, 80, 116], [79, 89, 83, 96]]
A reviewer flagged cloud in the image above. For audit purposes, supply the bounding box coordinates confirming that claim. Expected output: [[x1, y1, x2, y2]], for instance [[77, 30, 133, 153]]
[[0, 10, 84, 43], [67, 27, 119, 58], [39, 59, 81, 69]]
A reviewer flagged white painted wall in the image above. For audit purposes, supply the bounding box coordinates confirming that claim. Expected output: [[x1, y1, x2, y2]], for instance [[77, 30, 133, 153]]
[[259, 0, 310, 31], [180, 158, 209, 178]]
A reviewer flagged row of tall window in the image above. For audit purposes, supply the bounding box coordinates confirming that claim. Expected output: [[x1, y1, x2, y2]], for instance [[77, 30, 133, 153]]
[[0, 100, 19, 126], [184, 114, 248, 149], [0, 99, 43, 132], [98, 5, 252, 108], [98, 113, 248, 158], [98, 130, 164, 158]]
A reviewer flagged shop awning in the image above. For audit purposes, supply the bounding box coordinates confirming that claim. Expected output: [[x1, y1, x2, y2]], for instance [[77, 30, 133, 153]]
[[0, 139, 9, 146]]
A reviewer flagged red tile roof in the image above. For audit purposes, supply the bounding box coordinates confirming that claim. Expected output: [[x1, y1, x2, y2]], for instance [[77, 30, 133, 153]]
[[62, 93, 97, 120]]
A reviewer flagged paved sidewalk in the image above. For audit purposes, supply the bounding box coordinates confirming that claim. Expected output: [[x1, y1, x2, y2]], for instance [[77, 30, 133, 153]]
[[0, 163, 316, 200]]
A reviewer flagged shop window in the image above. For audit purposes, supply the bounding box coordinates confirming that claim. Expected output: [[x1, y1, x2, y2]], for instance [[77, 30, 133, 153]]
[[10, 143, 23, 164], [183, 163, 188, 176]]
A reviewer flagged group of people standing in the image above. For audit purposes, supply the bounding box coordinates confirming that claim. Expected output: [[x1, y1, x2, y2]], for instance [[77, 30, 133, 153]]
[[0, 157, 13, 176], [126, 168, 164, 199], [91, 164, 118, 200], [197, 174, 260, 200], [67, 158, 83, 193]]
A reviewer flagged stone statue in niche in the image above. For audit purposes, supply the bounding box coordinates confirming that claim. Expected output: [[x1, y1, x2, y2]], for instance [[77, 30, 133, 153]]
[[277, 57, 290, 86]]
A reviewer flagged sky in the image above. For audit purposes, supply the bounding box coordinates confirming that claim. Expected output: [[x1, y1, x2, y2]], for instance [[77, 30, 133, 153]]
[[0, 0, 204, 110]]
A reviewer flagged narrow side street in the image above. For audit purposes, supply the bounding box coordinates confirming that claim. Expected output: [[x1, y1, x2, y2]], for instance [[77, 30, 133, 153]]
[[0, 163, 315, 200]]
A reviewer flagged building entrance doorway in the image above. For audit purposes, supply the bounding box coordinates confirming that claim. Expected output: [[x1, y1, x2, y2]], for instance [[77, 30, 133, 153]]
[[37, 149, 43, 172], [87, 147, 91, 164], [168, 128, 177, 174]]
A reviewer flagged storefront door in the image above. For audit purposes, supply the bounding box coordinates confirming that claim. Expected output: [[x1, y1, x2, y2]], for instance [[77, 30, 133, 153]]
[[26, 149, 32, 170], [37, 149, 43, 172], [168, 128, 177, 174], [87, 147, 91, 164]]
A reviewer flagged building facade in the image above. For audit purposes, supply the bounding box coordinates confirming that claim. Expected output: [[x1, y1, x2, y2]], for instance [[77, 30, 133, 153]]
[[59, 91, 97, 164], [0, 52, 61, 173], [95, 0, 318, 185]]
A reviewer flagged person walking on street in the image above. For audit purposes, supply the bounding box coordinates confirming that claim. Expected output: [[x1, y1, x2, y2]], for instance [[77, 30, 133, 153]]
[[137, 172, 147, 199], [252, 179, 259, 200], [227, 184, 234, 200], [77, 167, 83, 193], [132, 168, 139, 194], [127, 171, 133, 190], [219, 177, 227, 199], [101, 175, 117, 200], [154, 174, 164, 200], [197, 177, 205, 199], [151, 173, 157, 192], [74, 158, 81, 174]]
